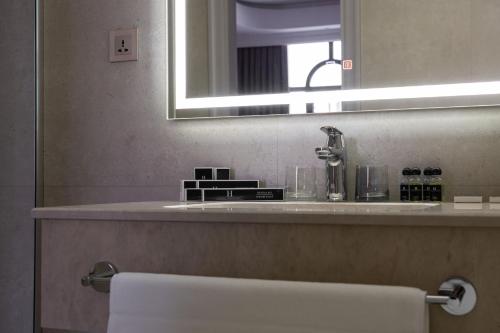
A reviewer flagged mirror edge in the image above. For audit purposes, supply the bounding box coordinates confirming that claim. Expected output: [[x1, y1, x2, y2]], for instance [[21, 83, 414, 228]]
[[167, 0, 177, 119]]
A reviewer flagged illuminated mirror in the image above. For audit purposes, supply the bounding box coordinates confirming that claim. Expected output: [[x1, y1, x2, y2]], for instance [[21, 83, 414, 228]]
[[169, 0, 500, 119]]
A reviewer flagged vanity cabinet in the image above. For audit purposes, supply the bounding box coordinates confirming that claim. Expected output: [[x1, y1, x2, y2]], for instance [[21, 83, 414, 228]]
[[35, 202, 500, 333]]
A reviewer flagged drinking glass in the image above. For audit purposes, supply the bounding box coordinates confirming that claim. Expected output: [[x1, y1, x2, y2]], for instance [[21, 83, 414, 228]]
[[355, 165, 389, 201], [285, 166, 317, 201]]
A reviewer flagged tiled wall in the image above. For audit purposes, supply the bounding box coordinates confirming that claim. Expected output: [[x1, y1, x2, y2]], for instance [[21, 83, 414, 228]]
[[44, 0, 500, 206], [0, 0, 35, 332]]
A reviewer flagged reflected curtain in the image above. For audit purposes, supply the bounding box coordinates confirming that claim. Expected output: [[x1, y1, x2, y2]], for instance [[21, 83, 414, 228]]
[[238, 46, 289, 115]]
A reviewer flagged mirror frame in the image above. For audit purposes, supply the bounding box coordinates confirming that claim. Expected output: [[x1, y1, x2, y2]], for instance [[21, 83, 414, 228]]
[[168, 0, 500, 119]]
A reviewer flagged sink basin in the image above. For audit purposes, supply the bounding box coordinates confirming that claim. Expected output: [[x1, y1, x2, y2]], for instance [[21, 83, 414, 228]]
[[163, 201, 440, 213]]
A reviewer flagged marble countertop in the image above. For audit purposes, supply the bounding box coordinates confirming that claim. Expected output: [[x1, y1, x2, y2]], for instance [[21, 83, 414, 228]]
[[32, 201, 500, 227]]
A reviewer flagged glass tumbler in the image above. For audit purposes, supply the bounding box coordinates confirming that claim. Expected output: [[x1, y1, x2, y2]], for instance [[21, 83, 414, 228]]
[[285, 166, 317, 201], [355, 165, 389, 201]]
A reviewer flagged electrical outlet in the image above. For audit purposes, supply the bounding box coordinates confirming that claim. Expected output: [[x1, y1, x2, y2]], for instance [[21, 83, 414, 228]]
[[109, 28, 138, 62]]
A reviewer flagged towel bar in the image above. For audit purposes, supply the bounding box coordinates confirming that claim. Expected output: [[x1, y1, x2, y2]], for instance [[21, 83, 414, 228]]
[[81, 262, 476, 316], [424, 277, 476, 316], [81, 261, 118, 293]]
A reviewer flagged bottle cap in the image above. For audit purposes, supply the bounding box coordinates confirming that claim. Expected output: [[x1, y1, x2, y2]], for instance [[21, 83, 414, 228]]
[[423, 167, 433, 176], [411, 167, 421, 175], [432, 168, 442, 175], [402, 168, 411, 176]]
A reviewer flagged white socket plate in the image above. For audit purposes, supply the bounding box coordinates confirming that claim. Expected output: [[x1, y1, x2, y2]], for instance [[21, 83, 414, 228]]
[[109, 28, 138, 62]]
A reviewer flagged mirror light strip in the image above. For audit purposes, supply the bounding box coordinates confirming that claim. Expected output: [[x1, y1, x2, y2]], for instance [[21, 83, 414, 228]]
[[176, 81, 500, 110], [174, 0, 500, 111], [175, 0, 187, 103]]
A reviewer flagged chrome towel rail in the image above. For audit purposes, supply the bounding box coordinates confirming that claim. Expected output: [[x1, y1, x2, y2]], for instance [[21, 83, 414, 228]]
[[81, 261, 118, 293], [81, 262, 477, 316], [425, 277, 477, 315]]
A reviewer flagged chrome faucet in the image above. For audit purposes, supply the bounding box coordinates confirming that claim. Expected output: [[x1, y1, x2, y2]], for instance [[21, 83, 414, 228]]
[[315, 126, 347, 201]]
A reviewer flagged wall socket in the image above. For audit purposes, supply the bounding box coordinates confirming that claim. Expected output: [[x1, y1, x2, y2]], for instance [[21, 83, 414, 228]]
[[109, 28, 138, 63]]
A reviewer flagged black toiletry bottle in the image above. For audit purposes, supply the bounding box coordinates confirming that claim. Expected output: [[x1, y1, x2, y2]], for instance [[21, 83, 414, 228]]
[[409, 168, 423, 201], [400, 168, 411, 201], [422, 167, 433, 201], [430, 168, 443, 202]]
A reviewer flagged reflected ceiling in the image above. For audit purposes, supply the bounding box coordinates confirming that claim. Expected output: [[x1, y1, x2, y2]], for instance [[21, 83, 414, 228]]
[[238, 0, 337, 8]]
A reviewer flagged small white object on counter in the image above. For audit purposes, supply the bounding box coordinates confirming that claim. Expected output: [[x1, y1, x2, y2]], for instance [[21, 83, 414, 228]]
[[489, 196, 500, 203], [454, 196, 483, 203]]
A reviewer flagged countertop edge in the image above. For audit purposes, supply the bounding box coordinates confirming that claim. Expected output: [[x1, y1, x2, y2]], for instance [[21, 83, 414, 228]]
[[32, 202, 500, 228]]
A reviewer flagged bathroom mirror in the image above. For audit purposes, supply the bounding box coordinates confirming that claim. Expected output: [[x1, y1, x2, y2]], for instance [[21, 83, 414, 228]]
[[170, 0, 500, 119]]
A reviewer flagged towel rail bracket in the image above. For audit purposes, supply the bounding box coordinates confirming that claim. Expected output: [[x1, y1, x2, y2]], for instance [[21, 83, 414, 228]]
[[81, 261, 118, 293], [425, 277, 477, 316]]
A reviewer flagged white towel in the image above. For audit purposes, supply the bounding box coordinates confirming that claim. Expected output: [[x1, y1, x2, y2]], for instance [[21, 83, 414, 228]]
[[107, 273, 428, 333]]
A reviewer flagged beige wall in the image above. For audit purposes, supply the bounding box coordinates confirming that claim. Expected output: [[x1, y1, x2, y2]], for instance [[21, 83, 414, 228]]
[[361, 0, 500, 88], [43, 0, 500, 206]]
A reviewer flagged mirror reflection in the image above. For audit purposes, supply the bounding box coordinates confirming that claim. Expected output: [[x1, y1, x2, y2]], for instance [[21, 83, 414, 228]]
[[179, 0, 500, 118], [186, 0, 345, 115]]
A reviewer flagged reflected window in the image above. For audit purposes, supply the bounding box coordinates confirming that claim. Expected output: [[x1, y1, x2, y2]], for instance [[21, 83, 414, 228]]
[[288, 41, 342, 90], [288, 41, 342, 114]]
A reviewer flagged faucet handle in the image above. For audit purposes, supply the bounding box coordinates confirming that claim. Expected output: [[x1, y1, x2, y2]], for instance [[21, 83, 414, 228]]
[[319, 126, 345, 153], [320, 126, 343, 136], [315, 147, 333, 160]]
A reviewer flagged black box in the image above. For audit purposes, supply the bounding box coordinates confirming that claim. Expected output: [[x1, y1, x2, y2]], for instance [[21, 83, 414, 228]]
[[194, 167, 214, 180], [181, 180, 260, 200], [201, 188, 284, 201], [194, 167, 232, 180], [183, 180, 198, 189], [180, 180, 198, 201], [185, 189, 203, 201], [198, 180, 259, 189], [215, 167, 231, 180]]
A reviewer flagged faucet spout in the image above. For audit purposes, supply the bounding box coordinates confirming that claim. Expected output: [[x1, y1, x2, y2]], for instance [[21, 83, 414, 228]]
[[315, 126, 347, 201]]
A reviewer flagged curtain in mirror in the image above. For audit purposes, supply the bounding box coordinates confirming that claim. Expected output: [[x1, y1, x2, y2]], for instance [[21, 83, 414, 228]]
[[237, 45, 289, 115]]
